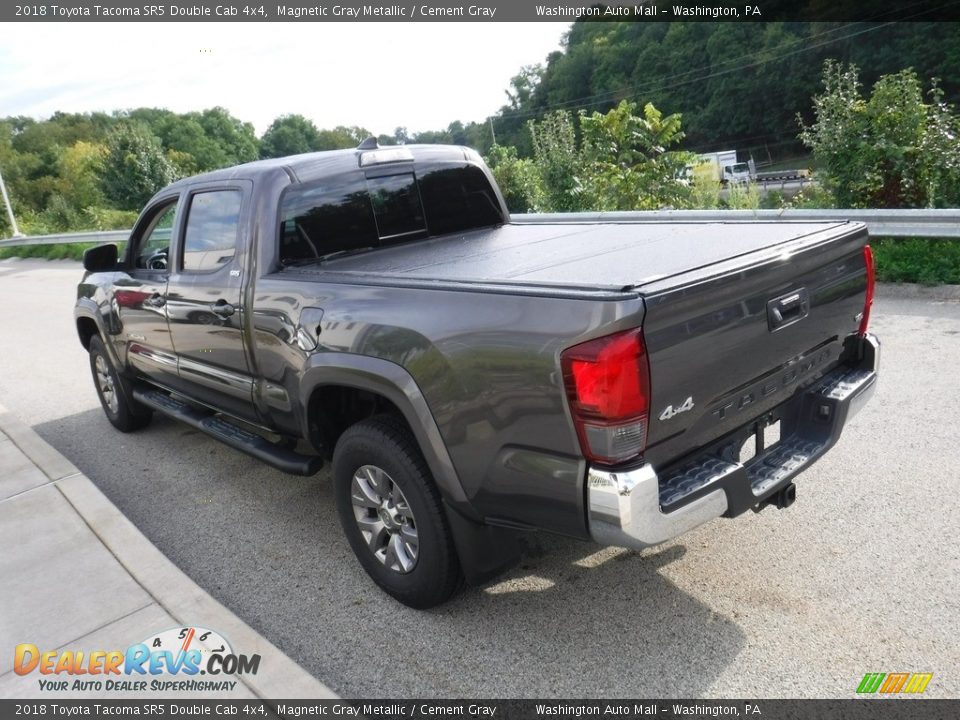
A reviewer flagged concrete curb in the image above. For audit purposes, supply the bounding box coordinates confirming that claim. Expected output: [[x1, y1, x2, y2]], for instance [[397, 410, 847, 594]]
[[877, 282, 960, 301], [0, 403, 337, 700]]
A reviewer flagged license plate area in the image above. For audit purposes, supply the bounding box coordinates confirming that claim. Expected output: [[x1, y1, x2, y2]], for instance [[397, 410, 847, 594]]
[[739, 418, 781, 465]]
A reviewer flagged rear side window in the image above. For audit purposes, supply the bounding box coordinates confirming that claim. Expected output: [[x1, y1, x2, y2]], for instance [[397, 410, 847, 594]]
[[279, 177, 377, 264], [182, 190, 242, 272], [278, 163, 504, 266]]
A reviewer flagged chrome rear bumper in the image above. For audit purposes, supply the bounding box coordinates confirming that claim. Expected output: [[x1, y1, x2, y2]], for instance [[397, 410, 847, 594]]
[[587, 334, 880, 550]]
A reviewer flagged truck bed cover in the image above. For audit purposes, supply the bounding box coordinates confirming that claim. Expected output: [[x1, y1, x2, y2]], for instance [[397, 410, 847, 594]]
[[304, 220, 857, 294]]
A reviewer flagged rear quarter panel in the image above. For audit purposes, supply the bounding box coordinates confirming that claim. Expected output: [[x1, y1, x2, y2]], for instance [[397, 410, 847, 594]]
[[250, 275, 645, 537]]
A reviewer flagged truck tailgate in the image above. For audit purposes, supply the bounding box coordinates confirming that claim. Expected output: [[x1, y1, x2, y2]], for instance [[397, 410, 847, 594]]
[[639, 221, 870, 468]]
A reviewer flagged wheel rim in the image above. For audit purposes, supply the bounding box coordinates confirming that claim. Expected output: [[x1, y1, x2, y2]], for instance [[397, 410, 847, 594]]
[[94, 355, 119, 414], [350, 465, 419, 574]]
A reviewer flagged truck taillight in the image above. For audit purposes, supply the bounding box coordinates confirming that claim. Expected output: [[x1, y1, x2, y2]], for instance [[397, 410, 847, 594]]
[[859, 244, 875, 336], [561, 329, 651, 466]]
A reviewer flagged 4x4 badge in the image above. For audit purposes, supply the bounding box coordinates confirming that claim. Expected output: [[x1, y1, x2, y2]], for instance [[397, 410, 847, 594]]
[[659, 397, 695, 421]]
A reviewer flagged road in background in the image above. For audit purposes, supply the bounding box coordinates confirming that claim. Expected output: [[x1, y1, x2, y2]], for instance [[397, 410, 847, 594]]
[[1, 258, 958, 697], [719, 177, 812, 201]]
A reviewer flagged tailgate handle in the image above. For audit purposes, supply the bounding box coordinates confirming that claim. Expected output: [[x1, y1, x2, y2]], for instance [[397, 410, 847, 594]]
[[767, 288, 810, 331]]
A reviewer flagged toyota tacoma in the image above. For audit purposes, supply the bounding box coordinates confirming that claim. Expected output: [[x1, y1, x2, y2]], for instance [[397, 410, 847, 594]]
[[75, 141, 879, 607]]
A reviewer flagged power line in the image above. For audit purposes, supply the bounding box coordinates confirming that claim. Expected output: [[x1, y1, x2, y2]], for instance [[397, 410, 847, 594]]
[[500, 21, 868, 120], [498, 21, 897, 123], [494, 0, 959, 125]]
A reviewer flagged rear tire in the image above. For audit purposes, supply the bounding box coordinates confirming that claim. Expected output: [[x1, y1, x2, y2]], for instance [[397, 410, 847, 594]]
[[333, 415, 462, 609], [88, 335, 152, 432]]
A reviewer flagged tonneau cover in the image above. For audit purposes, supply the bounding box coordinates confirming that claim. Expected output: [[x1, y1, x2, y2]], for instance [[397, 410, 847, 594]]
[[313, 220, 853, 292]]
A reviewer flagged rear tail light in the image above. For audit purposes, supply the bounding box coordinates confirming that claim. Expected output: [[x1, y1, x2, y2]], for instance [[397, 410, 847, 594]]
[[561, 328, 651, 466], [858, 244, 875, 336]]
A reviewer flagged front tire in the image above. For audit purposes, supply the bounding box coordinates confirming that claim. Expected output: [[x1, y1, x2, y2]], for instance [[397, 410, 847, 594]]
[[333, 415, 462, 609], [88, 335, 152, 432]]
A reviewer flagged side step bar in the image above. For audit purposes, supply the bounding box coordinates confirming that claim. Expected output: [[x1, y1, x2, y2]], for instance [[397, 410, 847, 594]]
[[133, 388, 323, 476]]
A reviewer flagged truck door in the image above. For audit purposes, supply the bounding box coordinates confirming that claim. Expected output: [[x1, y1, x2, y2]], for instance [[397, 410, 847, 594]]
[[116, 195, 180, 388], [165, 183, 258, 423]]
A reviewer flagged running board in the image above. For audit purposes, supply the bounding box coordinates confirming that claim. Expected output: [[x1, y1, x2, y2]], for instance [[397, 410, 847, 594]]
[[133, 388, 323, 476]]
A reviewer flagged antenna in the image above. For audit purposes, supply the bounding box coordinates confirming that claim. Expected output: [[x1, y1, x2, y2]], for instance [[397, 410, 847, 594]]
[[357, 137, 379, 150]]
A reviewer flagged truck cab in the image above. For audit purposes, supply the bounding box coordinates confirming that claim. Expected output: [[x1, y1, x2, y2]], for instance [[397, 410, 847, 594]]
[[723, 162, 752, 184]]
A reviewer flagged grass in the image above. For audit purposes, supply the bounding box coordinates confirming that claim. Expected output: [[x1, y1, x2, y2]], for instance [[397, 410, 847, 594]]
[[871, 237, 960, 286]]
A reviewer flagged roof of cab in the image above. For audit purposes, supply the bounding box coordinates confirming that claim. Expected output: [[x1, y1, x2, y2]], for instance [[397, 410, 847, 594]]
[[164, 143, 476, 189]]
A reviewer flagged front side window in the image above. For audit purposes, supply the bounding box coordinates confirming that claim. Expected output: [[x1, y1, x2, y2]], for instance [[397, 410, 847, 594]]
[[132, 201, 177, 271], [182, 190, 242, 272]]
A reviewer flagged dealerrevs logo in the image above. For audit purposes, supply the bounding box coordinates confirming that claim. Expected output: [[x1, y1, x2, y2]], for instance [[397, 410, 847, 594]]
[[14, 626, 260, 693]]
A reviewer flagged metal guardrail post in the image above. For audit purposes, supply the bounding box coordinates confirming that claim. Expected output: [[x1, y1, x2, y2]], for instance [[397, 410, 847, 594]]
[[0, 165, 23, 238]]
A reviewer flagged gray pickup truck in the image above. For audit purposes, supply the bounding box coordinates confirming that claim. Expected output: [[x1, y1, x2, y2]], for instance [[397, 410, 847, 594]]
[[76, 141, 879, 607]]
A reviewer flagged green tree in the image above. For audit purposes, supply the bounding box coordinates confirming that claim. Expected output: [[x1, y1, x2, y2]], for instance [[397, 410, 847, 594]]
[[101, 123, 177, 210], [196, 107, 259, 166], [130, 107, 258, 172], [57, 140, 107, 210], [485, 18, 960, 162], [578, 100, 691, 210], [259, 114, 321, 158], [315, 125, 372, 150], [528, 110, 585, 212], [506, 65, 544, 111], [485, 144, 543, 213], [800, 61, 960, 208]]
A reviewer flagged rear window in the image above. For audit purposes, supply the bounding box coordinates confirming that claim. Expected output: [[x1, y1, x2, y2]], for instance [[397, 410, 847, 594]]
[[368, 174, 426, 240], [417, 164, 504, 236], [279, 163, 503, 265]]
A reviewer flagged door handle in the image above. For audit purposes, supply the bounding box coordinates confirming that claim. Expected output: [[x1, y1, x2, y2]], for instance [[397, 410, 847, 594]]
[[211, 300, 235, 318], [143, 293, 166, 308], [766, 288, 809, 331]]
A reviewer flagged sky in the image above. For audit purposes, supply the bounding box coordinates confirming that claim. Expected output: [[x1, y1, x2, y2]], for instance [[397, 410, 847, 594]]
[[0, 22, 570, 136]]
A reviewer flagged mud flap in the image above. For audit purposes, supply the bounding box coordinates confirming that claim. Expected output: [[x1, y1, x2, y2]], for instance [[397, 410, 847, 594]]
[[443, 501, 522, 586]]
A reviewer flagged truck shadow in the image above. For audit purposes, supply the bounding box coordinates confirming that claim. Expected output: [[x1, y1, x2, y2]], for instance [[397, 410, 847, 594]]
[[36, 409, 745, 698]]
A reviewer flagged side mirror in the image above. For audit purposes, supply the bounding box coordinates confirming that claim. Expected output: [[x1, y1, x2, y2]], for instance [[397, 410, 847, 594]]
[[82, 243, 119, 272]]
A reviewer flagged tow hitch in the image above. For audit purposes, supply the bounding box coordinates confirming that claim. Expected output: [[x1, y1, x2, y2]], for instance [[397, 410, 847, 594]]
[[756, 481, 797, 512]]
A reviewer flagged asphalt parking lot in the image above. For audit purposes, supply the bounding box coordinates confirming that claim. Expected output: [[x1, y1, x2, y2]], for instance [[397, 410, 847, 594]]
[[1, 258, 958, 698]]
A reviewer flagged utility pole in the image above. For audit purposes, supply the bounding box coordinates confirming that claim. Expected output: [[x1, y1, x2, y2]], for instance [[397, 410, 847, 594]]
[[489, 117, 497, 147], [0, 164, 23, 238]]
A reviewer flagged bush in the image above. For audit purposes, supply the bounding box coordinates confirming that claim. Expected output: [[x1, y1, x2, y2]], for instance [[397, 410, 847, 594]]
[[724, 182, 761, 210], [800, 62, 960, 208], [760, 190, 786, 209], [872, 237, 960, 285], [787, 182, 837, 209], [485, 145, 543, 213]]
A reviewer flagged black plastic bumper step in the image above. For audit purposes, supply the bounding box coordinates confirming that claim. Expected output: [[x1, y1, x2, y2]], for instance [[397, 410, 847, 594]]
[[133, 388, 323, 476]]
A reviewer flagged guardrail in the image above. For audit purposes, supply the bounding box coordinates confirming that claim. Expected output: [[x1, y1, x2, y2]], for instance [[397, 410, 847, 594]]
[[2, 208, 959, 248], [513, 209, 960, 238], [0, 229, 129, 248]]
